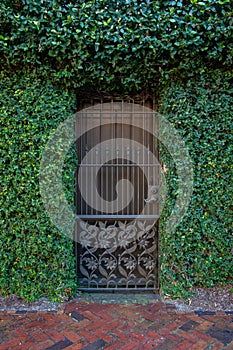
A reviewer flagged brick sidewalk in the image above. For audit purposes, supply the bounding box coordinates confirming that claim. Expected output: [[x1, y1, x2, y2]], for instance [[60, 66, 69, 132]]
[[0, 301, 232, 349]]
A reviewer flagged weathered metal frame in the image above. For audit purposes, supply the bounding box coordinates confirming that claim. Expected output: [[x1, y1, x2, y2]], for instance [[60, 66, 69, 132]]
[[74, 91, 160, 291]]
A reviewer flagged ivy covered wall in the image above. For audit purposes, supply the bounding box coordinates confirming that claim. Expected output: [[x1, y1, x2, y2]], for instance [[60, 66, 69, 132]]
[[1, 0, 232, 91], [0, 0, 232, 300], [0, 75, 77, 301], [159, 69, 232, 296]]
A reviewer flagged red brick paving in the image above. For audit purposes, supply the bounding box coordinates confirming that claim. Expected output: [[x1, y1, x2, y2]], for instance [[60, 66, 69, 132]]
[[0, 301, 232, 349]]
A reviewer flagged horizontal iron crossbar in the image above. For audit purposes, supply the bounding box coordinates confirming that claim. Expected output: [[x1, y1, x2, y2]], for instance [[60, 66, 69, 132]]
[[76, 215, 159, 219], [78, 164, 160, 167], [78, 112, 156, 114], [77, 287, 159, 291]]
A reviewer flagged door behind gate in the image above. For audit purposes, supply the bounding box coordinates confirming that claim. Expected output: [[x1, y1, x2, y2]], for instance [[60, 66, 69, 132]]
[[75, 96, 160, 290]]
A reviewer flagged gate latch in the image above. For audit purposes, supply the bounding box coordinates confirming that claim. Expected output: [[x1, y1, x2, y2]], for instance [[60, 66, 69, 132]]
[[144, 185, 159, 204]]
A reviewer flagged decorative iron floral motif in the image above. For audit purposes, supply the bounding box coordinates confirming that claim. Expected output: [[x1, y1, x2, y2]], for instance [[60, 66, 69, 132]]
[[77, 219, 158, 289]]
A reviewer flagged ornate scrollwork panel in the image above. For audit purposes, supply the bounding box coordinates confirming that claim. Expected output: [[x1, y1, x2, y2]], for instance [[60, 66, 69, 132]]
[[76, 219, 158, 289]]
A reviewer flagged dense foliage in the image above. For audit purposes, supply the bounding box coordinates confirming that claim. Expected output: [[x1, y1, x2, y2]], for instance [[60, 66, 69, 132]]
[[0, 0, 232, 92], [0, 75, 77, 301], [0, 0, 232, 300], [159, 69, 232, 296]]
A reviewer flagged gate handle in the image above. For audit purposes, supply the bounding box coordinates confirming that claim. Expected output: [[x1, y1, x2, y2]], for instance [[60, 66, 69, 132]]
[[144, 185, 159, 204]]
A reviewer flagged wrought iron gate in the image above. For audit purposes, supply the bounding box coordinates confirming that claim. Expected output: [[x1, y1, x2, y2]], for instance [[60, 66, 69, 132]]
[[74, 92, 160, 290]]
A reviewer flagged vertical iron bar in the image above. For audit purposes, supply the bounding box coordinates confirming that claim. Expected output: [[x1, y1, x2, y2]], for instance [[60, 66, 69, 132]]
[[95, 145, 99, 215], [111, 99, 114, 215], [121, 100, 124, 215], [89, 103, 94, 215], [147, 142, 150, 215], [126, 144, 130, 216], [80, 108, 83, 215], [132, 99, 134, 215], [137, 145, 140, 216], [154, 95, 159, 218], [151, 107, 154, 217], [90, 100, 93, 216], [153, 103, 156, 217], [143, 98, 145, 216], [128, 101, 131, 216], [100, 101, 103, 214], [116, 110, 118, 216], [85, 145, 88, 215], [105, 145, 109, 213]]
